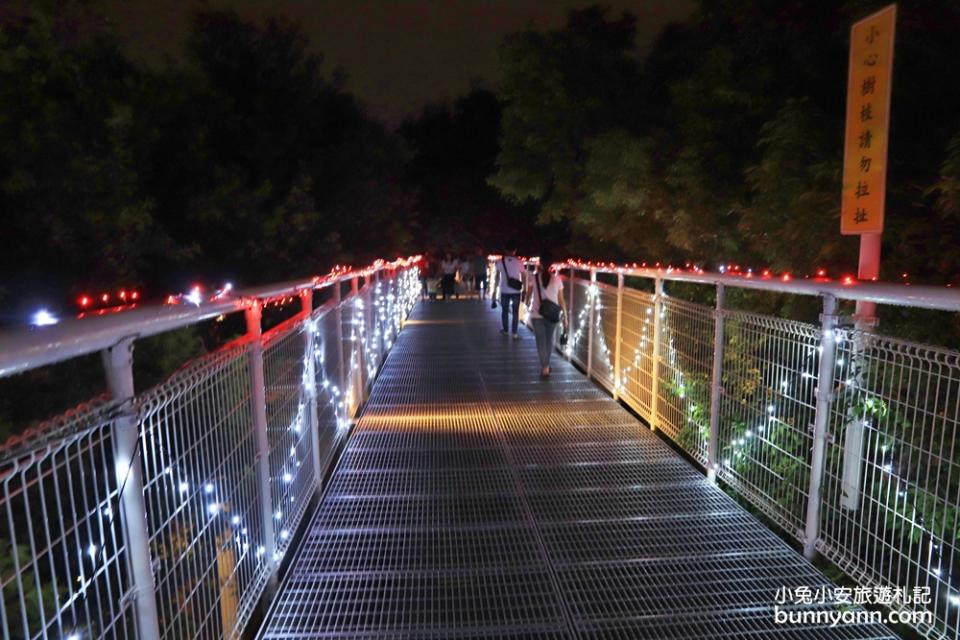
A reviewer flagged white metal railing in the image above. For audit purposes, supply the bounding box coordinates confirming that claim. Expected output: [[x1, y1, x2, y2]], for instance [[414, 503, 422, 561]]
[[546, 259, 960, 640], [0, 258, 421, 640]]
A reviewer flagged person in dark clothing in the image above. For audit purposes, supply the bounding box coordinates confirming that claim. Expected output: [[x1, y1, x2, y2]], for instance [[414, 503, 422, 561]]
[[440, 252, 458, 300], [471, 249, 488, 299]]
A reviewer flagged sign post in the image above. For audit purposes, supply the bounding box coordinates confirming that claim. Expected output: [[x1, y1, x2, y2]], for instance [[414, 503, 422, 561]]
[[839, 4, 896, 512], [840, 3, 896, 293]]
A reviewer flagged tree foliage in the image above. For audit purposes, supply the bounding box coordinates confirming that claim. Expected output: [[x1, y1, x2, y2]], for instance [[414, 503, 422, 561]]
[[492, 1, 960, 282], [400, 89, 544, 251], [0, 5, 165, 308], [0, 4, 417, 318], [0, 4, 417, 434]]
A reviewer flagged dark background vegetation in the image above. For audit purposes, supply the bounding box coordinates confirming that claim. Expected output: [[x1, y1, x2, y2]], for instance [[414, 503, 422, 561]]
[[3, 0, 960, 436]]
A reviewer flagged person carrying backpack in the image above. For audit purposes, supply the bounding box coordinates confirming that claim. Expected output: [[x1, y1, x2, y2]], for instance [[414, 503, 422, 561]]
[[529, 250, 566, 378]]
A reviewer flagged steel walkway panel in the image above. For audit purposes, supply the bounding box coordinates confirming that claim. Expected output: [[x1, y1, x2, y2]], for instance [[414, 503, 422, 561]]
[[259, 301, 896, 639]]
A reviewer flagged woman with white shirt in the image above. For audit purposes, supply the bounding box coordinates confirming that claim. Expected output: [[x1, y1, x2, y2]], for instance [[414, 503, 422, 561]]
[[529, 250, 567, 378]]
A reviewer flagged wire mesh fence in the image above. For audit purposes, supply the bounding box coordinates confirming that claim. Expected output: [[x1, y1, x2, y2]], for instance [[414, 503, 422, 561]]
[[0, 400, 136, 640], [138, 341, 260, 640], [560, 267, 960, 639], [262, 320, 315, 568], [589, 283, 618, 391], [615, 288, 656, 423], [655, 297, 714, 466], [819, 329, 960, 639], [0, 265, 421, 640], [565, 277, 592, 372], [716, 311, 819, 537]]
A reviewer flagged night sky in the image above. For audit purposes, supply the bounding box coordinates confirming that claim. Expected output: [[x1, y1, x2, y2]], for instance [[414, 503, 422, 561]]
[[101, 0, 694, 125]]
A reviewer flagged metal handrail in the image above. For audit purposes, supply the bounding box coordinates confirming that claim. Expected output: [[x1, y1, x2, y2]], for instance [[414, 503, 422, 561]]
[[0, 257, 420, 378], [562, 260, 960, 312]]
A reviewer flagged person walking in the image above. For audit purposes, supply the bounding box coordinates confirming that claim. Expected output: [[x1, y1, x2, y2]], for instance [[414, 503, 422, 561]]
[[419, 252, 432, 300], [529, 250, 566, 378], [471, 249, 488, 299], [440, 252, 458, 300], [494, 247, 523, 338], [458, 254, 473, 295]]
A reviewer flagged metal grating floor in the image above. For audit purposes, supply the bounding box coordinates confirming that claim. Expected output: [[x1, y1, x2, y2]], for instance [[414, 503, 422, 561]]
[[259, 301, 896, 639]]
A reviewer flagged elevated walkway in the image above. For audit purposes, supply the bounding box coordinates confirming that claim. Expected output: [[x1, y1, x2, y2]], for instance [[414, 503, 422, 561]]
[[259, 300, 895, 639]]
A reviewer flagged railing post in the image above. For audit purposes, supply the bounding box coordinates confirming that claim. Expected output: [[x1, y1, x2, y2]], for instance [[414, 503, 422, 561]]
[[587, 269, 597, 378], [566, 268, 575, 361], [522, 262, 531, 327], [245, 302, 278, 584], [102, 338, 162, 640], [300, 290, 322, 492], [348, 276, 363, 416], [840, 318, 873, 511], [707, 284, 725, 482], [613, 272, 624, 400], [650, 276, 664, 431], [332, 281, 346, 402], [804, 294, 838, 560], [377, 270, 387, 361]]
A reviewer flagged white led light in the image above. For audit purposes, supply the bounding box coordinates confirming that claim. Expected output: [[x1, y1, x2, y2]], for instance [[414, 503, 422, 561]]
[[31, 309, 59, 326]]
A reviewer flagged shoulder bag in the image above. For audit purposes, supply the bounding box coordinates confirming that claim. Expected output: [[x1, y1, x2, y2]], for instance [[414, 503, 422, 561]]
[[502, 258, 523, 290], [535, 272, 562, 323]]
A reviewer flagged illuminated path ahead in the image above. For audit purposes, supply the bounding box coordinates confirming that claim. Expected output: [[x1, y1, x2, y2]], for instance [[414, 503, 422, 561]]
[[258, 301, 895, 639]]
